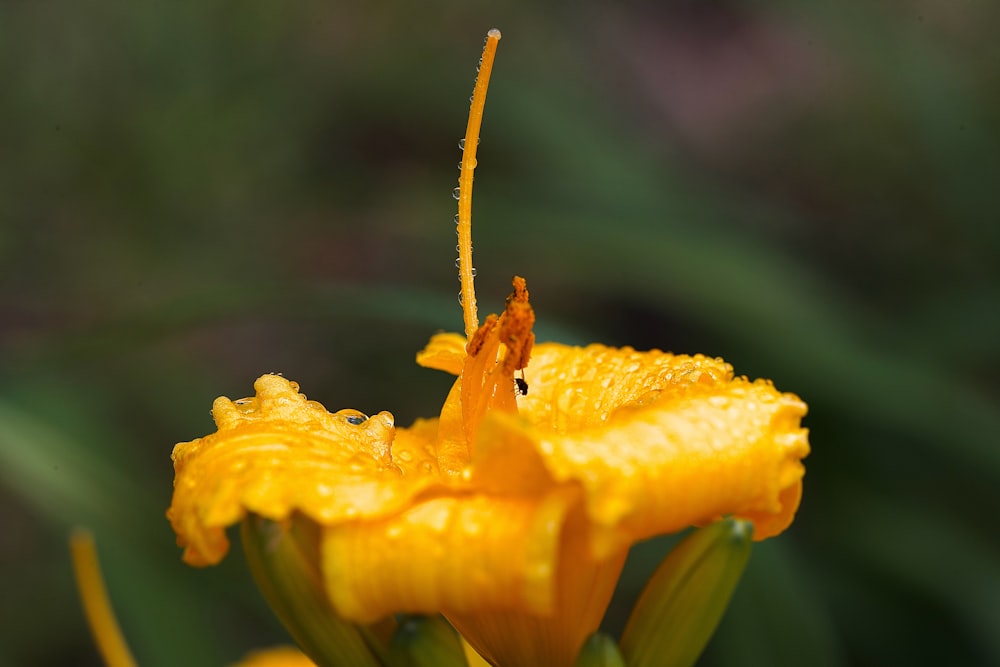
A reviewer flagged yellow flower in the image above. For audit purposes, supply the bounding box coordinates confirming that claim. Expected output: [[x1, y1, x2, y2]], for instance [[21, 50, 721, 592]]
[[168, 317, 806, 664], [167, 29, 809, 667]]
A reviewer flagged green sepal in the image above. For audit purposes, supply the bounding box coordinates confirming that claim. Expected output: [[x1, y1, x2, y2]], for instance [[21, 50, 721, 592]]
[[620, 519, 753, 667], [387, 615, 467, 667], [574, 632, 626, 667], [240, 513, 390, 667]]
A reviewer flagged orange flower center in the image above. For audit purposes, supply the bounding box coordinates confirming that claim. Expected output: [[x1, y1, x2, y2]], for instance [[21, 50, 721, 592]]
[[461, 276, 536, 450]]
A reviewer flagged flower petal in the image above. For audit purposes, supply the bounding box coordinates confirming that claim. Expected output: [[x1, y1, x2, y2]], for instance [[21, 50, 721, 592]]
[[320, 488, 580, 624], [416, 332, 467, 376], [168, 375, 441, 566], [516, 343, 735, 432], [502, 344, 809, 555], [447, 506, 627, 667], [545, 378, 807, 552]]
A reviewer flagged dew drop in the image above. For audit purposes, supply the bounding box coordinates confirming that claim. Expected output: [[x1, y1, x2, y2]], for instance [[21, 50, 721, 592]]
[[458, 138, 466, 150], [454, 214, 460, 224], [452, 187, 461, 200], [457, 292, 464, 305], [470, 267, 477, 277], [455, 258, 461, 268]]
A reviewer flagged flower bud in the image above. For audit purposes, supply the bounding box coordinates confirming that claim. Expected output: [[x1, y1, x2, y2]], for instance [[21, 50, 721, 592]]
[[388, 615, 467, 667], [620, 519, 753, 667], [573, 633, 626, 667], [241, 514, 383, 667]]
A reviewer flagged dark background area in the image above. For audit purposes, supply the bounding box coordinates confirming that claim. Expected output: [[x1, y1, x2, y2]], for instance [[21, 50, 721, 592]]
[[2, 2, 999, 665]]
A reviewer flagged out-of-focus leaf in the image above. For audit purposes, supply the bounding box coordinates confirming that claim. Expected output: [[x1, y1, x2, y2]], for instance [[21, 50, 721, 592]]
[[830, 492, 1000, 664], [0, 398, 245, 666], [703, 539, 846, 667]]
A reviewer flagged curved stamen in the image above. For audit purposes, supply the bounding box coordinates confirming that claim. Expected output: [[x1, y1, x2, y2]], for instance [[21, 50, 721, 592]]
[[457, 28, 502, 340]]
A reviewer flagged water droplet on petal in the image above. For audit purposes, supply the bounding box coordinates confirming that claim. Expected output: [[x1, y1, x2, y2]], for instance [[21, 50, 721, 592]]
[[454, 214, 460, 224], [455, 258, 461, 268], [458, 138, 466, 150], [470, 267, 477, 277], [452, 187, 461, 200], [457, 292, 464, 305]]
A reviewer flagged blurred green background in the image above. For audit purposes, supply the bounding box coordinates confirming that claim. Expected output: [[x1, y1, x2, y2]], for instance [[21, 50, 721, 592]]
[[2, 1, 999, 665]]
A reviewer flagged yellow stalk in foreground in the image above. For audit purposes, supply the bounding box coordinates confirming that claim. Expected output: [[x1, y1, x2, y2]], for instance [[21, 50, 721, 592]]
[[69, 530, 137, 667]]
